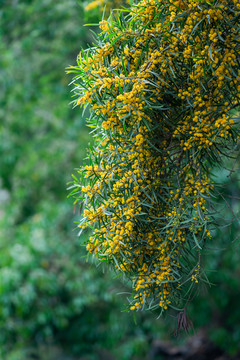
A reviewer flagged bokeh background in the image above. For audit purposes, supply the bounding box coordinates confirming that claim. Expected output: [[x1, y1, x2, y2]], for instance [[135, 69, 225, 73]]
[[0, 1, 240, 359]]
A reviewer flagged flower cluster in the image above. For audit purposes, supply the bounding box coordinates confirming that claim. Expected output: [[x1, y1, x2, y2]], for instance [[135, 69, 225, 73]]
[[84, 0, 127, 12], [68, 0, 240, 312]]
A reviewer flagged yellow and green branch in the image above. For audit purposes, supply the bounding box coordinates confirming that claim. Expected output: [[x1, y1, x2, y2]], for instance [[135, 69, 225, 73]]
[[68, 0, 240, 312]]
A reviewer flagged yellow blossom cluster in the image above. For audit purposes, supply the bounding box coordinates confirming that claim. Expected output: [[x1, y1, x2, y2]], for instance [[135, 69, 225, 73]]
[[84, 0, 127, 12], [85, 0, 105, 11], [68, 0, 240, 312]]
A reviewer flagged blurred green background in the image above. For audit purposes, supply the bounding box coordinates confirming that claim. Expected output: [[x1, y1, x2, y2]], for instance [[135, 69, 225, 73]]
[[0, 1, 240, 359]]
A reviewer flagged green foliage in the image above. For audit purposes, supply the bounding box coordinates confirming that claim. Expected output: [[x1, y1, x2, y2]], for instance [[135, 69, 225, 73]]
[[0, 206, 114, 346]]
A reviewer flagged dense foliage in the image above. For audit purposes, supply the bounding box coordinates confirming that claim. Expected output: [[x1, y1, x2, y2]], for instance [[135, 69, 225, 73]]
[[69, 0, 240, 314], [1, 0, 240, 359]]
